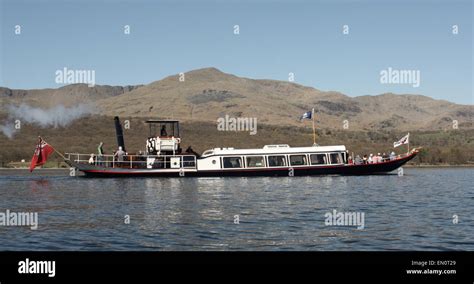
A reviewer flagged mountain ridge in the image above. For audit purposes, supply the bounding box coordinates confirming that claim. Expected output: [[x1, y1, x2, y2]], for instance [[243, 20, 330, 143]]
[[1, 67, 472, 131]]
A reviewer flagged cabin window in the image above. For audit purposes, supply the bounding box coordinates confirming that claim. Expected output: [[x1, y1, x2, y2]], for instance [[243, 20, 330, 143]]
[[330, 153, 342, 164], [223, 157, 242, 168], [182, 156, 196, 168], [289, 155, 307, 166], [151, 157, 166, 169], [246, 156, 265, 167], [310, 154, 327, 165], [268, 155, 286, 167]]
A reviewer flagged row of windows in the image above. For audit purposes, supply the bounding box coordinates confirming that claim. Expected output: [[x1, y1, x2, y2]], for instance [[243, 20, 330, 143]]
[[222, 153, 344, 169]]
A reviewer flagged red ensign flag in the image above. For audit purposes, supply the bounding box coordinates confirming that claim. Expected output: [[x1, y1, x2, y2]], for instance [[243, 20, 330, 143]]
[[29, 137, 54, 172]]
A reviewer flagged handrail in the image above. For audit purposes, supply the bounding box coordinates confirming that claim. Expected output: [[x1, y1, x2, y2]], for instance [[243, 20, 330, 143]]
[[65, 153, 197, 169], [64, 153, 197, 158]]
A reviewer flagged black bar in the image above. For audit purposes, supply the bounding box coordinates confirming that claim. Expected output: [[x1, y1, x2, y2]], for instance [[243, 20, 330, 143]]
[[0, 251, 472, 282]]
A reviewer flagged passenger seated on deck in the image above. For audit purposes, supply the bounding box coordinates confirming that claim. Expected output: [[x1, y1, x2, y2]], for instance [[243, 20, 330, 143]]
[[88, 154, 95, 164], [160, 125, 168, 137], [354, 155, 363, 165], [382, 152, 388, 162]]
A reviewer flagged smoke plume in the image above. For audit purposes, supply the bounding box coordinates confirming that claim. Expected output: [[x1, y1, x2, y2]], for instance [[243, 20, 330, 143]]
[[0, 103, 97, 139]]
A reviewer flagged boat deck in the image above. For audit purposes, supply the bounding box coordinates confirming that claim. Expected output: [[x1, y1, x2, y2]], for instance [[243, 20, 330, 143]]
[[65, 149, 420, 177]]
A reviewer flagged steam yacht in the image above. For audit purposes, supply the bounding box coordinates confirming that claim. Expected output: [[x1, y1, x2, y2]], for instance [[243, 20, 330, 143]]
[[64, 118, 419, 177]]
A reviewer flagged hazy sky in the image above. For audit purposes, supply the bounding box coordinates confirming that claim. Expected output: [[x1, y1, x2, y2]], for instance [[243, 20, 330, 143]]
[[1, 0, 472, 104]]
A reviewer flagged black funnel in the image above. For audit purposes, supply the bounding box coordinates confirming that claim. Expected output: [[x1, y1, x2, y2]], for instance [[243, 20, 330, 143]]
[[114, 116, 126, 152]]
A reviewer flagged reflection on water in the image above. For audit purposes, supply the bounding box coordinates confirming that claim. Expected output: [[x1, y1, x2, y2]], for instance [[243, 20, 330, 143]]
[[29, 179, 50, 192], [0, 168, 472, 250]]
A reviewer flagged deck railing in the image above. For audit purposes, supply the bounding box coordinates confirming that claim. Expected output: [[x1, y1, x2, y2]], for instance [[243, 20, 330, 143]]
[[65, 153, 197, 169]]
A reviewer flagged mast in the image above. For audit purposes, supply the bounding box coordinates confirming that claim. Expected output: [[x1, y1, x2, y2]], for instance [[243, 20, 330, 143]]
[[407, 132, 410, 154], [312, 108, 316, 146]]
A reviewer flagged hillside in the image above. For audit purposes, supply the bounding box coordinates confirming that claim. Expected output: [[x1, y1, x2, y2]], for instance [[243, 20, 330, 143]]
[[1, 67, 472, 131], [97, 68, 473, 131], [1, 67, 473, 165], [0, 115, 473, 166], [0, 84, 142, 108]]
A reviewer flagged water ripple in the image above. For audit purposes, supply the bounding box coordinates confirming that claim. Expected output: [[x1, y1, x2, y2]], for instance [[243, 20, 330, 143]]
[[0, 168, 472, 250]]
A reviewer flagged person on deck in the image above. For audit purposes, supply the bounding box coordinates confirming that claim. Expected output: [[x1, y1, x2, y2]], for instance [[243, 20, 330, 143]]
[[98, 142, 104, 156], [363, 155, 368, 164], [390, 151, 396, 161], [376, 153, 382, 163], [368, 154, 373, 164], [160, 125, 168, 137], [115, 146, 125, 164], [97, 142, 104, 165], [88, 154, 95, 164]]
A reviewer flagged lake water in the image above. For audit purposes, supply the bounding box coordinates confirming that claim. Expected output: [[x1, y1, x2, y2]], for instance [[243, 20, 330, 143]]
[[0, 168, 472, 251]]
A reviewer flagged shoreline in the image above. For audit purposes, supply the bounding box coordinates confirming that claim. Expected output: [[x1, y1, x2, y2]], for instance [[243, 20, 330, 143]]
[[1, 164, 474, 170], [402, 164, 474, 168]]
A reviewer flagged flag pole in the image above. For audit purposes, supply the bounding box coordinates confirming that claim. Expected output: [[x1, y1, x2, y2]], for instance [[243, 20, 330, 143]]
[[311, 108, 316, 146], [39, 136, 68, 160], [407, 132, 410, 154], [51, 145, 68, 161]]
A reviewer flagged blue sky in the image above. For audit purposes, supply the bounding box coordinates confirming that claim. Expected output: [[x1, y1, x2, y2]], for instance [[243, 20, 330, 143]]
[[0, 0, 472, 104]]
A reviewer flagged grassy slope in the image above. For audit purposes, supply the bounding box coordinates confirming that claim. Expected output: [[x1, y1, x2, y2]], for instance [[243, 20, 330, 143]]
[[1, 115, 473, 166]]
